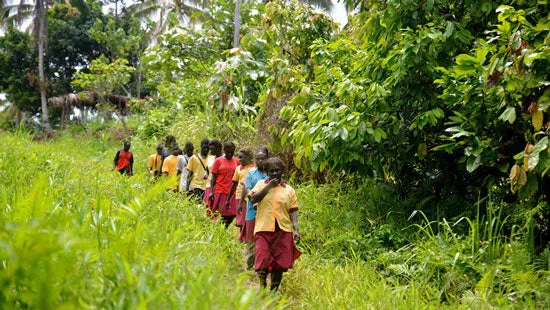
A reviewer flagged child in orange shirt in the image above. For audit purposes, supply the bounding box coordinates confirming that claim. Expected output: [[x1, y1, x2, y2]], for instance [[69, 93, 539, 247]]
[[162, 144, 181, 191]]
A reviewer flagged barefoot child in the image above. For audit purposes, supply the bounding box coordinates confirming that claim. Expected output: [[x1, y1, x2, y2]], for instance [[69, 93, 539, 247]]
[[239, 147, 269, 269], [249, 157, 301, 292], [227, 148, 255, 232], [209, 141, 240, 227]]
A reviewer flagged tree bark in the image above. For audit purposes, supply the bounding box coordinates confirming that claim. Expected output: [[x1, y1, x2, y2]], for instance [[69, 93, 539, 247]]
[[37, 0, 51, 133], [233, 0, 241, 48]]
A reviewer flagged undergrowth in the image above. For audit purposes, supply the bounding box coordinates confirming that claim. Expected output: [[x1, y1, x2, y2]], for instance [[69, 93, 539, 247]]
[[0, 131, 548, 308]]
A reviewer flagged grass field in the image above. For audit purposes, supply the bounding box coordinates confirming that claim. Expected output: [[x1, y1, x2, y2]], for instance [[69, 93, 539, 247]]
[[0, 131, 548, 309]]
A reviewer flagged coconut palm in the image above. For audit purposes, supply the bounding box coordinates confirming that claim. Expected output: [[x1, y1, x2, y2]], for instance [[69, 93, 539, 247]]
[[1, 0, 52, 132], [35, 0, 50, 132], [1, 0, 91, 132], [0, 0, 35, 31], [125, 0, 208, 37]]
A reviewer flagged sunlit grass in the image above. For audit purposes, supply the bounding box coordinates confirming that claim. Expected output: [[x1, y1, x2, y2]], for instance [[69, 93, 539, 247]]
[[0, 131, 281, 308], [0, 131, 548, 308]]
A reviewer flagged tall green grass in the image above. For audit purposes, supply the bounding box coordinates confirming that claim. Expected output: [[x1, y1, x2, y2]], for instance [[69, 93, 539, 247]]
[[0, 131, 281, 308], [284, 180, 549, 308], [0, 130, 548, 308]]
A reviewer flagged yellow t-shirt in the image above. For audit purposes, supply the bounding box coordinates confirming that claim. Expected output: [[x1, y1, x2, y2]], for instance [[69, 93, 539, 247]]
[[186, 154, 209, 190], [162, 155, 180, 176], [162, 155, 180, 190], [148, 154, 162, 176], [232, 164, 256, 199], [204, 155, 216, 189], [250, 180, 298, 234]]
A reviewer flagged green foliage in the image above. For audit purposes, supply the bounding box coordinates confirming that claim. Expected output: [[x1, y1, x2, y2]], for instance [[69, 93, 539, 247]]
[[2, 120, 549, 308], [208, 48, 267, 112], [0, 27, 39, 115], [438, 5, 550, 179], [73, 55, 135, 96], [0, 132, 284, 308], [137, 108, 174, 140], [47, 2, 105, 97]]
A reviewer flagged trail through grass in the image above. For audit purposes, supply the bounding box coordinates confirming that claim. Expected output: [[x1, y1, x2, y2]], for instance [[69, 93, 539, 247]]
[[0, 132, 548, 309]]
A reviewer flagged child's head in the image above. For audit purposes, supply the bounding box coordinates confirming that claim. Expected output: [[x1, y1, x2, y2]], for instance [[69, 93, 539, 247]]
[[165, 135, 176, 147], [171, 144, 180, 156], [223, 141, 236, 159], [265, 157, 284, 180], [255, 147, 269, 171], [200, 139, 210, 156], [209, 139, 222, 156], [238, 148, 253, 165], [123, 140, 131, 151], [184, 142, 194, 156]]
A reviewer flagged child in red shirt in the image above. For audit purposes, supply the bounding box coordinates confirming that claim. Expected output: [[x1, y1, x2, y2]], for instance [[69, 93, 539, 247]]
[[113, 140, 133, 176], [209, 141, 240, 228]]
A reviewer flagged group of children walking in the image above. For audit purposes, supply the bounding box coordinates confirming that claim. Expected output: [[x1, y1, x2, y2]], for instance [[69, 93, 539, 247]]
[[113, 136, 301, 292]]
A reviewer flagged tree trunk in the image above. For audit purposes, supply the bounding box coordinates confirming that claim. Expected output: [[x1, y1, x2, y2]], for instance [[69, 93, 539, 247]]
[[233, 0, 241, 48], [37, 0, 51, 133]]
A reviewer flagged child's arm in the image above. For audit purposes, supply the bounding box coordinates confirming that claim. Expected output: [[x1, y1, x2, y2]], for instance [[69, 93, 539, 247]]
[[225, 181, 238, 208], [290, 210, 300, 243], [209, 174, 217, 202], [112, 150, 120, 170], [250, 179, 278, 204], [238, 187, 248, 213], [129, 154, 134, 175]]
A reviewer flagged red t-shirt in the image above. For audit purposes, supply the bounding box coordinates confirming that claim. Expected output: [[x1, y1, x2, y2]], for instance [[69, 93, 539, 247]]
[[115, 150, 133, 171], [211, 156, 240, 194]]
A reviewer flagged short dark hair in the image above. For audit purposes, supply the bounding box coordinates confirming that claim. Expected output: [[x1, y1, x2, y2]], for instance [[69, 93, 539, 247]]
[[209, 139, 222, 149], [185, 142, 194, 150], [256, 146, 269, 157], [200, 139, 210, 148], [265, 157, 285, 171], [165, 135, 176, 145], [239, 148, 253, 162], [223, 141, 235, 152]]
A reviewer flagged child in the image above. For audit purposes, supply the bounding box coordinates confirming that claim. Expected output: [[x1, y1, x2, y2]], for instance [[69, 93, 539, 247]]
[[227, 148, 255, 231], [178, 142, 194, 193], [162, 144, 181, 191], [209, 141, 240, 227], [239, 147, 269, 269], [249, 157, 301, 292], [147, 144, 163, 179], [203, 139, 223, 213], [113, 140, 133, 176], [186, 139, 210, 201]]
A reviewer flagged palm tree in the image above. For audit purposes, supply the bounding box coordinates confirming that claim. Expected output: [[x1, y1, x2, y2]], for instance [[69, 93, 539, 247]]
[[0, 0, 35, 31], [1, 0, 51, 132], [35, 0, 51, 132], [125, 0, 208, 38]]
